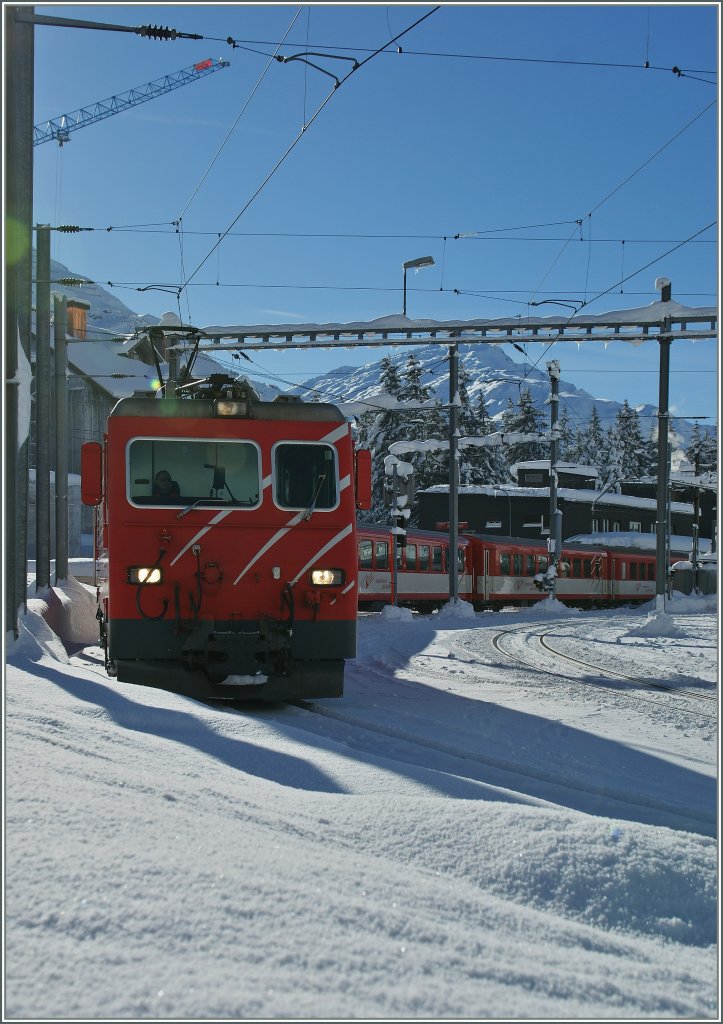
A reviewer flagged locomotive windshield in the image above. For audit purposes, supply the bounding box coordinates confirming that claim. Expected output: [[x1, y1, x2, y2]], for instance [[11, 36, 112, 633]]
[[127, 438, 260, 507], [274, 442, 338, 511]]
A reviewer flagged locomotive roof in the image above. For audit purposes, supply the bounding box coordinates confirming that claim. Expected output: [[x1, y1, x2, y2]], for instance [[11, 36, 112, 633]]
[[109, 393, 346, 422]]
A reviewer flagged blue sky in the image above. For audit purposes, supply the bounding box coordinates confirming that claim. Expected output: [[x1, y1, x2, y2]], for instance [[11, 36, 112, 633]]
[[31, 3, 718, 421]]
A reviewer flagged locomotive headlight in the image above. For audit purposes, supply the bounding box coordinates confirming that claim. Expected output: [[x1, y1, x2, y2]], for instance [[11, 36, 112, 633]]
[[128, 566, 163, 585], [215, 398, 249, 417], [310, 569, 343, 586]]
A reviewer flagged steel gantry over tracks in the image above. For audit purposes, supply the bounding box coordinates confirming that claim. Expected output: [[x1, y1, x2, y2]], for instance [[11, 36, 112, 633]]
[[186, 299, 717, 353], [158, 294, 717, 612]]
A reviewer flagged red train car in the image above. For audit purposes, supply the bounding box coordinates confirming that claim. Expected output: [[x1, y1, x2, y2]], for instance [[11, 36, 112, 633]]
[[81, 375, 371, 701], [355, 526, 663, 610], [356, 524, 472, 611], [464, 533, 658, 608]]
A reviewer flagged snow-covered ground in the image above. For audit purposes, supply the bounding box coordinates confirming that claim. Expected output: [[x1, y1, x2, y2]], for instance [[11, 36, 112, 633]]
[[4, 572, 719, 1020]]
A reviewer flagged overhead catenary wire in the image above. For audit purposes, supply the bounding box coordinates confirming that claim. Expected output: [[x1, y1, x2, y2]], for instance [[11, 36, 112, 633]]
[[175, 7, 304, 224], [200, 34, 717, 79], [178, 6, 441, 298]]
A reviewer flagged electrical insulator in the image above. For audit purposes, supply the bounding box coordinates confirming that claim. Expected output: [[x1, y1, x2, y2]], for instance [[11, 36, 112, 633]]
[[139, 25, 178, 40]]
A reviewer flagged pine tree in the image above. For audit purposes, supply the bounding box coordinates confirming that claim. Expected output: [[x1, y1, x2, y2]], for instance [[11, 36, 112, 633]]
[[599, 426, 623, 491], [614, 400, 648, 479], [460, 388, 508, 484], [354, 356, 408, 522], [556, 407, 576, 462], [378, 355, 402, 399], [397, 352, 448, 499], [576, 405, 605, 469], [686, 423, 717, 475], [500, 387, 547, 468]]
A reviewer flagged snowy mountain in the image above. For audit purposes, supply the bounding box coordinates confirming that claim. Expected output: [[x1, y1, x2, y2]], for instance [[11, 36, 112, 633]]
[[295, 343, 630, 424], [293, 343, 704, 460]]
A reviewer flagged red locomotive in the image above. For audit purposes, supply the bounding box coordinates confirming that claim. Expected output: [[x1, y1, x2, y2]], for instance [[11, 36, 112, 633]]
[[356, 524, 665, 610], [81, 375, 371, 700]]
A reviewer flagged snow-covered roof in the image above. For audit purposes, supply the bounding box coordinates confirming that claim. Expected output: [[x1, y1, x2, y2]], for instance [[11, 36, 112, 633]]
[[511, 461, 599, 478], [422, 483, 695, 515], [568, 532, 713, 556], [67, 341, 157, 399]]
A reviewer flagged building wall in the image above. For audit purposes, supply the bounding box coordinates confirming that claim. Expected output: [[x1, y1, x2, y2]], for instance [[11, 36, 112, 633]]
[[417, 490, 700, 542]]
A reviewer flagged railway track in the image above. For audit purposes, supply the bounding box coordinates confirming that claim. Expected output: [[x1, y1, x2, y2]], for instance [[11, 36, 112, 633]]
[[492, 627, 717, 716]]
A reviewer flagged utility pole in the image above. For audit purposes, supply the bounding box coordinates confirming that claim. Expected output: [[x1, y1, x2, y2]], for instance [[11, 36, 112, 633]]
[[54, 294, 69, 582], [35, 224, 52, 591], [655, 278, 673, 611], [546, 359, 562, 599], [448, 341, 460, 604], [5, 5, 35, 633], [692, 448, 700, 590]]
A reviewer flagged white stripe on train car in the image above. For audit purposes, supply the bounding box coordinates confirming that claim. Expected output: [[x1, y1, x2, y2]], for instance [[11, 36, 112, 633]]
[[232, 476, 352, 585], [233, 511, 305, 585], [321, 423, 350, 445], [290, 523, 354, 586], [170, 509, 233, 566]]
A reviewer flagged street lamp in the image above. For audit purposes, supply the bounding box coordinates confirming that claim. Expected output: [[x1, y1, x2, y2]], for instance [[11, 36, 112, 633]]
[[402, 255, 435, 316]]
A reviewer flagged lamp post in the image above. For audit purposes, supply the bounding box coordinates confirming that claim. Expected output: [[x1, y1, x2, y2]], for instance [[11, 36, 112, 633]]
[[402, 255, 435, 317]]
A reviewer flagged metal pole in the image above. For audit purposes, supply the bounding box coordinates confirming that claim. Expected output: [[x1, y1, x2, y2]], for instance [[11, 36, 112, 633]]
[[54, 294, 69, 582], [402, 268, 407, 317], [35, 224, 52, 591], [691, 446, 700, 594], [5, 6, 35, 632], [391, 462, 399, 606], [448, 342, 459, 603], [655, 317, 672, 610], [547, 360, 562, 598]]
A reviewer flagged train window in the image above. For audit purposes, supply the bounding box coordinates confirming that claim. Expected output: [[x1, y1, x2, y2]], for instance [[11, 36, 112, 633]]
[[583, 559, 592, 578], [500, 552, 510, 575], [526, 555, 536, 576], [405, 544, 417, 570], [572, 559, 582, 579], [128, 438, 260, 508], [630, 562, 638, 580], [419, 545, 430, 571], [513, 554, 523, 576], [375, 541, 389, 570], [359, 540, 373, 569], [620, 562, 627, 580], [432, 546, 443, 572], [458, 547, 465, 573], [538, 555, 548, 573], [558, 560, 571, 577], [274, 443, 337, 511]]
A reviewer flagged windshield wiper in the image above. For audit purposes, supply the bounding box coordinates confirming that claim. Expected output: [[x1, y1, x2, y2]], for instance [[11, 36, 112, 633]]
[[177, 499, 207, 520], [303, 474, 327, 521]]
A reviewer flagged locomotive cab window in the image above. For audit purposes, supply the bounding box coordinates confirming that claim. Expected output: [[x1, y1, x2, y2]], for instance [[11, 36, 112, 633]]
[[128, 438, 260, 508], [274, 443, 338, 511]]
